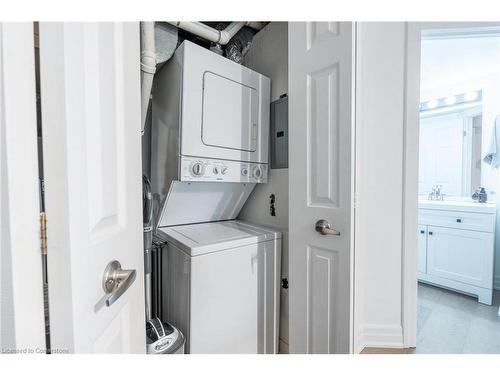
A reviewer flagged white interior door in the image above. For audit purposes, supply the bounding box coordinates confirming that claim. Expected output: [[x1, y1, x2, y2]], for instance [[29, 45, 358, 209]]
[[289, 22, 354, 354], [39, 22, 145, 353], [0, 22, 46, 353]]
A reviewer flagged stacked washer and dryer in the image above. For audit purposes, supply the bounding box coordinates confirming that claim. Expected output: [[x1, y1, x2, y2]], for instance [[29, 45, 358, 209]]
[[151, 40, 281, 354]]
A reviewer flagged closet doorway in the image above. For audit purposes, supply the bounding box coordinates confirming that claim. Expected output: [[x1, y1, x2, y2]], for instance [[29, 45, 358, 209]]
[[404, 23, 500, 353]]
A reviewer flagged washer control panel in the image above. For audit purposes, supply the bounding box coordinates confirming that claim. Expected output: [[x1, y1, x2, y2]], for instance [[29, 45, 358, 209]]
[[180, 156, 268, 183]]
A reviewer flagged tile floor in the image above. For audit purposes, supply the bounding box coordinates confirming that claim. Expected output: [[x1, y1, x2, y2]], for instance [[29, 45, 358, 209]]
[[416, 282, 500, 354]]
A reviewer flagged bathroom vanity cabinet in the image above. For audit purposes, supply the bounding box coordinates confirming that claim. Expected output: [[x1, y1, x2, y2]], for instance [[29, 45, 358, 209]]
[[418, 201, 496, 305]]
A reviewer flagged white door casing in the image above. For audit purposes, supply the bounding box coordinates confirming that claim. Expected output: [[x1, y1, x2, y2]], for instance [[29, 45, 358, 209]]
[[0, 22, 46, 353], [289, 22, 354, 354], [39, 23, 146, 353]]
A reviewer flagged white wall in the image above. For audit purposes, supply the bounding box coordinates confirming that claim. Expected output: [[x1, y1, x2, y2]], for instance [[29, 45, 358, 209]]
[[354, 22, 408, 352], [237, 22, 290, 353]]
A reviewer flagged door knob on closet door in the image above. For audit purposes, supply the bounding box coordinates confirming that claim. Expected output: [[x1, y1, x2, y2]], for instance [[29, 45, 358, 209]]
[[315, 219, 340, 236], [101, 260, 136, 307]]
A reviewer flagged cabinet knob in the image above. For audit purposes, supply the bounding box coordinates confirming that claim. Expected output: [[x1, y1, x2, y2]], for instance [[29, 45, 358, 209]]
[[429, 231, 433, 235], [456, 218, 462, 223], [420, 230, 425, 234]]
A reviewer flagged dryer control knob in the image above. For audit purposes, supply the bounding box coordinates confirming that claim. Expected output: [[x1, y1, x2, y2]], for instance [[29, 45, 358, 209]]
[[252, 166, 263, 179], [241, 168, 248, 176], [221, 167, 228, 175], [191, 162, 204, 176]]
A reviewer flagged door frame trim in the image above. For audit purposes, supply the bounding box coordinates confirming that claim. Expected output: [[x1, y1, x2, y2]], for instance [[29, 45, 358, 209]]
[[402, 21, 500, 349], [349, 21, 358, 354]]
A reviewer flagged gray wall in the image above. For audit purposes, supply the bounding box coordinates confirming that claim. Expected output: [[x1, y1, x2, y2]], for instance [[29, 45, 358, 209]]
[[238, 22, 290, 353]]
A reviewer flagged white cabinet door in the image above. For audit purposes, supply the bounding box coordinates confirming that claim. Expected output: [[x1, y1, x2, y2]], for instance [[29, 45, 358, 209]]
[[418, 225, 427, 274], [40, 23, 145, 353], [427, 226, 494, 288], [289, 22, 354, 354]]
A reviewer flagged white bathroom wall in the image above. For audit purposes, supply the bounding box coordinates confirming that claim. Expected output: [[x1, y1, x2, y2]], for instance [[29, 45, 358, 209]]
[[354, 22, 408, 352], [237, 22, 290, 353]]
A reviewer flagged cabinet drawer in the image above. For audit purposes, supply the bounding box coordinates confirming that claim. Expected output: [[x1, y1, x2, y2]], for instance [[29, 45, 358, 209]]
[[419, 209, 495, 233]]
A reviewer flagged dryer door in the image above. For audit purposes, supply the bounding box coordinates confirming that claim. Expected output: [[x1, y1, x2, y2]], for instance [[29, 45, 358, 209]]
[[202, 72, 259, 153]]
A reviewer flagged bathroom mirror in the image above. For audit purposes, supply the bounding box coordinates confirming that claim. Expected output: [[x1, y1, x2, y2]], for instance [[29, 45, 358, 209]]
[[418, 32, 500, 200], [418, 103, 483, 198]]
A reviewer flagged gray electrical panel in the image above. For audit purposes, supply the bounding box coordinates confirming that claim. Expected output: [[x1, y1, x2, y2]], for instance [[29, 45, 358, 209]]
[[270, 95, 288, 169]]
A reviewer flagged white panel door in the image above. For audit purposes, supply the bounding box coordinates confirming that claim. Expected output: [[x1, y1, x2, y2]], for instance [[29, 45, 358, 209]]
[[39, 23, 145, 353], [427, 226, 493, 288], [289, 22, 354, 354], [418, 225, 427, 274], [0, 22, 46, 353]]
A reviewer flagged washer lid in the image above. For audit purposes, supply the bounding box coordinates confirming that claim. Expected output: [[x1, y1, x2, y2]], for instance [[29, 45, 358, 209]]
[[158, 220, 281, 256], [157, 181, 255, 228]]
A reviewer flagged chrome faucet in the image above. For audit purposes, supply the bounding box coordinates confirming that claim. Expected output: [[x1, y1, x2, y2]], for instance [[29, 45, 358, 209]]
[[428, 184, 444, 201]]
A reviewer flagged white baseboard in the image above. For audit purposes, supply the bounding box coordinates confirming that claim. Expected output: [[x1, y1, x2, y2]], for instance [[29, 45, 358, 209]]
[[494, 275, 500, 291], [358, 324, 404, 350]]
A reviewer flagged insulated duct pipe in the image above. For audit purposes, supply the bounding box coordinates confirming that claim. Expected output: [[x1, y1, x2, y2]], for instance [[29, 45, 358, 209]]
[[167, 21, 262, 45], [140, 22, 156, 135], [246, 22, 265, 30]]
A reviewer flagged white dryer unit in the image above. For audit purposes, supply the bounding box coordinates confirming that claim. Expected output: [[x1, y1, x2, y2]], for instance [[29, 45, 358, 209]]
[[158, 220, 281, 354], [151, 39, 270, 186]]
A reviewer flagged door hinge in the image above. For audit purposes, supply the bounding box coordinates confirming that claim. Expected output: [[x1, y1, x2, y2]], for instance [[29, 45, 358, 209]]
[[40, 212, 47, 255]]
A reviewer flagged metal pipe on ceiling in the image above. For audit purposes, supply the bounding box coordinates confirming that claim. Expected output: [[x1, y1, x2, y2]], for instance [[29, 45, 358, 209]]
[[167, 21, 263, 45]]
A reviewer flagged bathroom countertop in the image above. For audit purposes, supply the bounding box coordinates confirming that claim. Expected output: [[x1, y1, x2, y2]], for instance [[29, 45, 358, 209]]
[[418, 199, 497, 214]]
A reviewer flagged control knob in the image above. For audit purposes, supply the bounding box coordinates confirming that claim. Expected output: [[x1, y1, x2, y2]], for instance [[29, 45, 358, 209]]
[[190, 161, 204, 176], [252, 165, 263, 179]]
